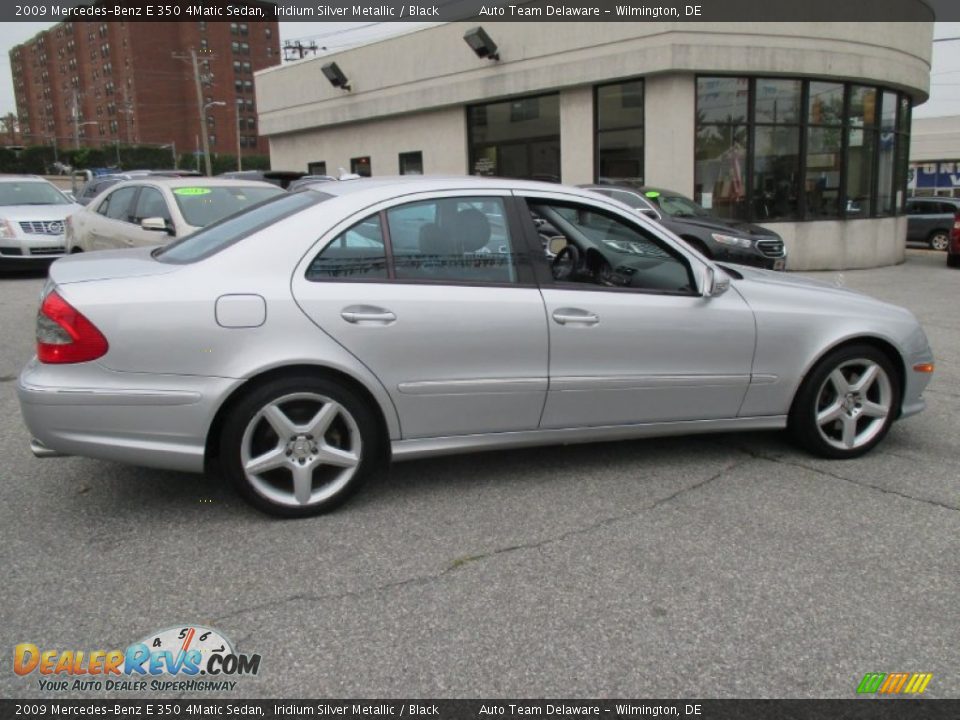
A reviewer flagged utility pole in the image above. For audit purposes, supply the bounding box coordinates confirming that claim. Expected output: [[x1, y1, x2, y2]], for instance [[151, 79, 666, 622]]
[[173, 48, 216, 176], [235, 100, 242, 171]]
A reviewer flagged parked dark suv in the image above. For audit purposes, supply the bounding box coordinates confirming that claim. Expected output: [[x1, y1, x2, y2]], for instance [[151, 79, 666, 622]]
[[580, 184, 787, 270], [906, 196, 960, 251]]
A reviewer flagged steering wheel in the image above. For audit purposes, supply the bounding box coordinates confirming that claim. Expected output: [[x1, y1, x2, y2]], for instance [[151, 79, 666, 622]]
[[552, 244, 580, 281], [596, 256, 616, 286]]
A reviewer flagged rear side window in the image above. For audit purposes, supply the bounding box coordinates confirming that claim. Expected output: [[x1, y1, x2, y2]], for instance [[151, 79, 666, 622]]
[[306, 217, 387, 280], [133, 187, 171, 223], [305, 196, 520, 285], [157, 191, 325, 263]]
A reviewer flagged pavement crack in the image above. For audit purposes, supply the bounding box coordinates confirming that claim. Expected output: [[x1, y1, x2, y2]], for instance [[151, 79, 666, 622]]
[[735, 446, 960, 513], [211, 458, 748, 626]]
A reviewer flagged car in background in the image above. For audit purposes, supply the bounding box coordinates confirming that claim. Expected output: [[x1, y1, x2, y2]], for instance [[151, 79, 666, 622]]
[[219, 170, 307, 190], [67, 177, 284, 253], [906, 196, 960, 251], [580, 184, 787, 271], [73, 170, 203, 206], [287, 175, 337, 193], [0, 175, 82, 269], [18, 177, 933, 517], [946, 208, 960, 268]]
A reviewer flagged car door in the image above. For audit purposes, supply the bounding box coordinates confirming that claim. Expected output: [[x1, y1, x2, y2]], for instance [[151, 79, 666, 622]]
[[291, 191, 549, 439], [517, 192, 756, 429], [130, 185, 175, 247], [87, 185, 139, 250]]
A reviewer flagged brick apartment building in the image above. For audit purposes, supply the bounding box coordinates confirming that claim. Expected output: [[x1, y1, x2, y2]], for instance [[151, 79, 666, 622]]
[[10, 19, 281, 160]]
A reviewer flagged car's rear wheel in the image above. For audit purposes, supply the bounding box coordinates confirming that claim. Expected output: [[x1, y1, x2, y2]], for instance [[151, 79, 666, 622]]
[[928, 230, 949, 251], [220, 375, 383, 517], [789, 344, 900, 459]]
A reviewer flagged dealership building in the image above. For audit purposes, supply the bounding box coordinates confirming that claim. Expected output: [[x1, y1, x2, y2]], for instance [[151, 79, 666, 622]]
[[909, 115, 960, 198], [256, 21, 934, 270]]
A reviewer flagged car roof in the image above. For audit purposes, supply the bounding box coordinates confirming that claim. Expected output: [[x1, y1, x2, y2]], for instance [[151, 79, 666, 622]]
[[911, 196, 959, 203], [309, 175, 580, 202], [108, 177, 280, 190], [0, 174, 50, 183]]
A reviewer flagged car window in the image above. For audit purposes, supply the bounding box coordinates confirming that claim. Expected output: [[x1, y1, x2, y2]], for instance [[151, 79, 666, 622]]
[[387, 197, 518, 284], [157, 190, 326, 264], [0, 180, 71, 206], [306, 216, 387, 281], [133, 187, 172, 223], [103, 186, 138, 222], [529, 200, 695, 294], [171, 185, 285, 227], [940, 202, 958, 214]]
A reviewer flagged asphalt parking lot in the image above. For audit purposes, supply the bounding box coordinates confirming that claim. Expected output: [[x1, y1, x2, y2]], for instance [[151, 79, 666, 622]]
[[0, 249, 957, 700]]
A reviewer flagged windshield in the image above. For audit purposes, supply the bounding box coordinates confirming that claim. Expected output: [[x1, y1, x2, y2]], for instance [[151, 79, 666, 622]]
[[157, 190, 325, 263], [172, 185, 285, 227], [0, 181, 70, 206], [651, 192, 710, 218]]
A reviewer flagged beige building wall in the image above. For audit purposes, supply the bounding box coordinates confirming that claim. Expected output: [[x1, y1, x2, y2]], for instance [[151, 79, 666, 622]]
[[257, 20, 934, 270], [266, 107, 467, 176], [910, 116, 960, 163]]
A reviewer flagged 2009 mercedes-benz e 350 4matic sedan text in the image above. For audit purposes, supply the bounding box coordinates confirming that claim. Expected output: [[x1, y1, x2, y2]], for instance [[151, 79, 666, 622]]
[[18, 177, 935, 516]]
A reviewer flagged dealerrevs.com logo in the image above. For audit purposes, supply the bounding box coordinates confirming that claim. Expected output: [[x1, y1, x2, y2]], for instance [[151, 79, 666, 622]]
[[14, 625, 261, 692]]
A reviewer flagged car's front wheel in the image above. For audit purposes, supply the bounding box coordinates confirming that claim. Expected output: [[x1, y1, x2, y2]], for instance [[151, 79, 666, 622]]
[[220, 375, 383, 517], [929, 230, 949, 251], [789, 345, 900, 459]]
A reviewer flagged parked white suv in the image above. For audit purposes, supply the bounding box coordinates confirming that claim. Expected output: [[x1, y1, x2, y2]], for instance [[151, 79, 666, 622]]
[[0, 175, 81, 269]]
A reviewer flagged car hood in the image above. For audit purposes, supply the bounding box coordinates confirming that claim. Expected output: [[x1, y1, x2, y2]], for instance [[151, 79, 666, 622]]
[[49, 246, 179, 285], [0, 204, 82, 223], [725, 263, 915, 318], [668, 214, 780, 239]]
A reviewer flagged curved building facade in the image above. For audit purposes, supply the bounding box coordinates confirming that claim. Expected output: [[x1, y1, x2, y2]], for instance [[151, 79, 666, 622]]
[[256, 21, 934, 270]]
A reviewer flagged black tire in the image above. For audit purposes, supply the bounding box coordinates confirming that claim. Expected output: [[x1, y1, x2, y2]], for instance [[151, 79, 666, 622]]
[[928, 230, 949, 252], [788, 344, 901, 459], [947, 253, 960, 268], [220, 374, 384, 517]]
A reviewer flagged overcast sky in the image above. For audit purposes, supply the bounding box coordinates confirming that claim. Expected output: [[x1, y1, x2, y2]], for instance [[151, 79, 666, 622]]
[[0, 21, 957, 119]]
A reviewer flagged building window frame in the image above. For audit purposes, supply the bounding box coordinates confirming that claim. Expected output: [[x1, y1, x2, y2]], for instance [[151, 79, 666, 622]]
[[593, 78, 645, 187], [694, 74, 912, 223]]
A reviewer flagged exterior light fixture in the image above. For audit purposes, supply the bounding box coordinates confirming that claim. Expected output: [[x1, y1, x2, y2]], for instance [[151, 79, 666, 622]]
[[463, 27, 500, 61], [321, 62, 351, 91]]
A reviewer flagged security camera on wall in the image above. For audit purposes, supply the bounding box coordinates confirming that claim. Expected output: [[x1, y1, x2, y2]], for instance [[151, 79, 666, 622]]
[[321, 62, 351, 91]]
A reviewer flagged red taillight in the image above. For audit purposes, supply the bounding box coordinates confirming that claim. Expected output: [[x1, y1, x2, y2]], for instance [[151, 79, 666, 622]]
[[37, 290, 108, 364]]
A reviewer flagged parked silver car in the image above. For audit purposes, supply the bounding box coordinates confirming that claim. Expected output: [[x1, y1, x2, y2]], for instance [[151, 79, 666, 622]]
[[0, 175, 82, 268], [18, 178, 934, 516], [67, 177, 284, 253]]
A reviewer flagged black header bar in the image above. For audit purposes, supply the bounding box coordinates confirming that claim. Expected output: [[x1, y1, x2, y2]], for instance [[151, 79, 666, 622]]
[[4, 0, 960, 23]]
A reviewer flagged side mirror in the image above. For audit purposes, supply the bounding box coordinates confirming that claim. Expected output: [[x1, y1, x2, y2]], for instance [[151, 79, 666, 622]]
[[704, 267, 730, 297], [141, 217, 172, 235]]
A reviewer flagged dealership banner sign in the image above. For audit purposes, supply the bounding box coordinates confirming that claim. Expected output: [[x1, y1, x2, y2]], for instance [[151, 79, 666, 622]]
[[910, 162, 960, 191], [5, 0, 960, 23]]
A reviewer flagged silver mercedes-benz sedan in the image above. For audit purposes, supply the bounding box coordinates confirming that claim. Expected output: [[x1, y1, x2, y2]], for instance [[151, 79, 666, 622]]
[[18, 177, 934, 516]]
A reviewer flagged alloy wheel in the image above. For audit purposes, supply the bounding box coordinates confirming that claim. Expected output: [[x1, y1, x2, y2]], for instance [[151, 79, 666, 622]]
[[240, 392, 362, 508], [814, 359, 892, 451]]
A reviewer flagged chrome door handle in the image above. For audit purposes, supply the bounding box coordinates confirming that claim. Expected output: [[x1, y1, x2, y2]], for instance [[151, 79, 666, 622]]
[[552, 308, 599, 326], [341, 306, 396, 324]]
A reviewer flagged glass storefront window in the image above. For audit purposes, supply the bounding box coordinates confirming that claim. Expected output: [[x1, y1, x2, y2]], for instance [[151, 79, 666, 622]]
[[596, 80, 644, 186], [755, 79, 802, 124], [696, 77, 748, 124], [846, 128, 876, 217], [753, 126, 800, 220], [696, 76, 911, 222], [808, 82, 844, 125], [805, 127, 843, 218], [469, 94, 560, 181], [695, 124, 748, 220]]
